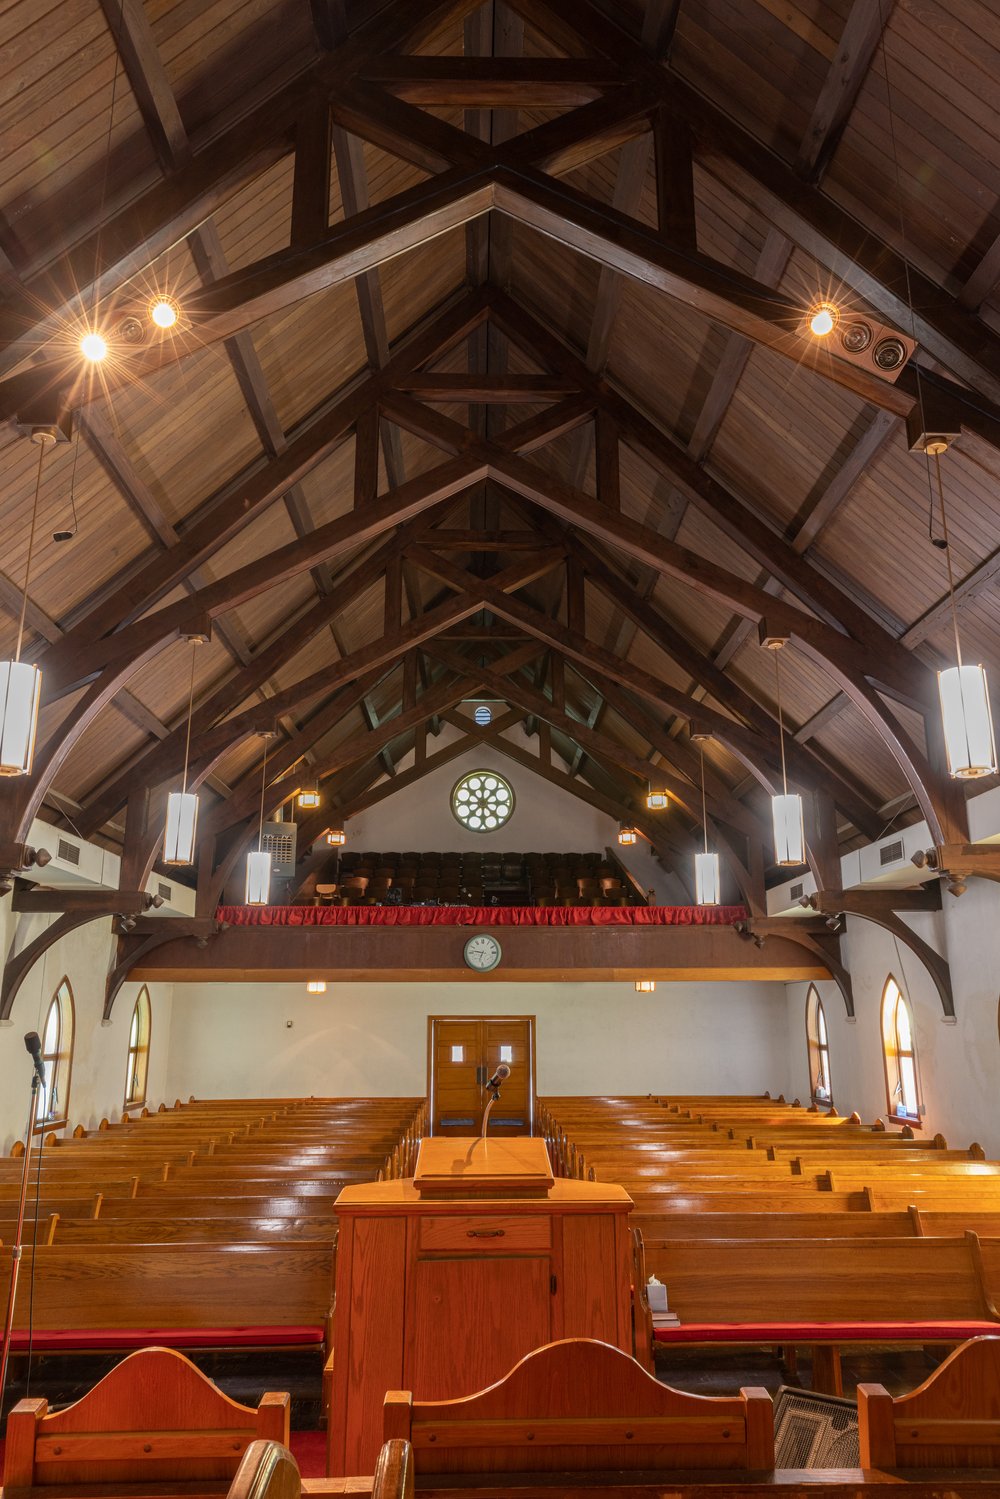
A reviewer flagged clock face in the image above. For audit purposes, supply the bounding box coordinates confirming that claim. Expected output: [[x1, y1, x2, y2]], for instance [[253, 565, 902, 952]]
[[464, 934, 502, 972]]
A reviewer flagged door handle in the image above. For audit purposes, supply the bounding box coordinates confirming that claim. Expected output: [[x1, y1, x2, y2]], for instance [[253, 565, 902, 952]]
[[467, 1229, 505, 1238]]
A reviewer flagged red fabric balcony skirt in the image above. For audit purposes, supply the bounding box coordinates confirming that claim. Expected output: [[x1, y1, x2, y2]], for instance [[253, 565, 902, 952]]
[[216, 904, 746, 927]]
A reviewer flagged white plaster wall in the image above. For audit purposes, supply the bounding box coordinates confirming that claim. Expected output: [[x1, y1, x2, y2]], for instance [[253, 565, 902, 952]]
[[342, 732, 684, 904], [0, 896, 175, 1153], [783, 882, 1000, 1155], [164, 978, 789, 1102]]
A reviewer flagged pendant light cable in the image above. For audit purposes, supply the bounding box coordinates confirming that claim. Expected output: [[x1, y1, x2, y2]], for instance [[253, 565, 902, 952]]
[[180, 640, 197, 796], [774, 648, 789, 797], [16, 440, 48, 664], [700, 742, 709, 854], [257, 736, 270, 851], [932, 451, 964, 669]]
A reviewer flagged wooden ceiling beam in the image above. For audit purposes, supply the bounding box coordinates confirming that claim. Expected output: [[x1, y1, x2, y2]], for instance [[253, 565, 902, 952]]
[[487, 290, 928, 703], [208, 671, 485, 837], [0, 0, 472, 376], [359, 56, 626, 106], [74, 529, 422, 837], [794, 0, 895, 183]]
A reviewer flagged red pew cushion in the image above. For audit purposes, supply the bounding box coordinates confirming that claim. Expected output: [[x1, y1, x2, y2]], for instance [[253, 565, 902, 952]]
[[5, 1326, 324, 1351], [653, 1320, 1000, 1343]]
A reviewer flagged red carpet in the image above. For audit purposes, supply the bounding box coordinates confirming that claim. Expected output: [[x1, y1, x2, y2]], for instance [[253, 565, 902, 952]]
[[0, 1432, 326, 1479], [289, 1431, 326, 1476]]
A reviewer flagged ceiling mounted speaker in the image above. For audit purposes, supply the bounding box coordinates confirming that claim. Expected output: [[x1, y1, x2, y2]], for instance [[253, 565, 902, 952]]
[[840, 320, 873, 353], [872, 337, 908, 372], [116, 316, 146, 345]]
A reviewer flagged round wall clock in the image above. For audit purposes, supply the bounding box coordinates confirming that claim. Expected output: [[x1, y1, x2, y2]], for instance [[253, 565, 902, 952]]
[[463, 933, 502, 972]]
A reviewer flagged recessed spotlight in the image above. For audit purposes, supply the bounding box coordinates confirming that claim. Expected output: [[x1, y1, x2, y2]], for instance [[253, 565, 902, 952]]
[[80, 332, 108, 362], [808, 303, 839, 337], [149, 297, 179, 329]]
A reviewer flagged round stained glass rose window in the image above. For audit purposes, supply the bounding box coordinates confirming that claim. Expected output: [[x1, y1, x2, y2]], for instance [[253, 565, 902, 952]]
[[450, 770, 514, 832]]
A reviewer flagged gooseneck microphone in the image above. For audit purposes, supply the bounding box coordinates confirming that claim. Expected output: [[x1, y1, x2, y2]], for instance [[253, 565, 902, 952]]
[[485, 1063, 511, 1091], [24, 1031, 46, 1085]]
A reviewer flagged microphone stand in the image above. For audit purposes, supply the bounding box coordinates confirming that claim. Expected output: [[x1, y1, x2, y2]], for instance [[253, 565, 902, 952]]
[[0, 1068, 40, 1421], [480, 1082, 503, 1139]]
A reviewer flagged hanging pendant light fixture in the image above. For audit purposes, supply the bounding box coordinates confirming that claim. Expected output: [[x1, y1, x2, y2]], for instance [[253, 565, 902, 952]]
[[0, 432, 53, 776], [693, 740, 720, 904], [618, 822, 638, 846], [645, 785, 668, 810], [634, 979, 656, 993], [325, 828, 346, 847], [306, 980, 327, 994], [769, 646, 805, 866], [297, 776, 321, 810], [927, 449, 997, 778], [245, 734, 274, 905], [163, 638, 201, 864]]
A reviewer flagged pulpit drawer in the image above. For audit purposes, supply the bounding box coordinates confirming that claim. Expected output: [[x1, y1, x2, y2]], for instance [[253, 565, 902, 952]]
[[419, 1215, 551, 1251]]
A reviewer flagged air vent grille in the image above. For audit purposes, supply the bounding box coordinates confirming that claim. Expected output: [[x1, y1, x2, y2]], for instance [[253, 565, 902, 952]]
[[157, 882, 172, 901], [789, 881, 804, 900], [262, 820, 297, 878], [56, 839, 80, 866], [879, 839, 904, 867]]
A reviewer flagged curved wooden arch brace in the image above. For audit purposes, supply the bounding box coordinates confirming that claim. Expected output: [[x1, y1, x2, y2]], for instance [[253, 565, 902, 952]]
[[835, 906, 955, 1020], [1, 911, 101, 1021], [737, 920, 855, 1018], [104, 931, 203, 1021]]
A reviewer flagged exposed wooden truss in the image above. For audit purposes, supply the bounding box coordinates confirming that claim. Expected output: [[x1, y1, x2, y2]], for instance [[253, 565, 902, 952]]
[[1, 0, 990, 1019]]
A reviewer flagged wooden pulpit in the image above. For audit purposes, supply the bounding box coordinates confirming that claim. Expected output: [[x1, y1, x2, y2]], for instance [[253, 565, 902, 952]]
[[326, 1136, 633, 1476]]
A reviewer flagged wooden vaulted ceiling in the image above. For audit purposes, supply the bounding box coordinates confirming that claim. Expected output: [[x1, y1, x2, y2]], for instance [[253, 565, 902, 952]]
[[1, 0, 1000, 908]]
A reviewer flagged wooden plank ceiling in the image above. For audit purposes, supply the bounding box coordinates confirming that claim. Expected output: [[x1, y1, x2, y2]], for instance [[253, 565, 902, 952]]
[[0, 0, 999, 911]]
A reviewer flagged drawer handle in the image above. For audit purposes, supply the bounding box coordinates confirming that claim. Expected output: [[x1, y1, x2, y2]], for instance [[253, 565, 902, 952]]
[[466, 1229, 506, 1238]]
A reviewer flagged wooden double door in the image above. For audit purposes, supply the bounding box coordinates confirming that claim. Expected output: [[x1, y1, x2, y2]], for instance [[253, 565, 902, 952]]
[[428, 1015, 535, 1136]]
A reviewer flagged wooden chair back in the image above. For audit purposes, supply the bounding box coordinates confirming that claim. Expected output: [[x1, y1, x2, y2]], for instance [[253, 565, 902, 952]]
[[3, 1346, 290, 1490], [858, 1336, 1000, 1469], [383, 1338, 774, 1473], [226, 1442, 301, 1499]]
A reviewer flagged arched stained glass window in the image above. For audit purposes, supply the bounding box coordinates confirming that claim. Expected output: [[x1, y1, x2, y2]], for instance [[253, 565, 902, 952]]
[[881, 975, 921, 1122], [805, 986, 832, 1104], [36, 979, 75, 1130], [125, 987, 152, 1107]]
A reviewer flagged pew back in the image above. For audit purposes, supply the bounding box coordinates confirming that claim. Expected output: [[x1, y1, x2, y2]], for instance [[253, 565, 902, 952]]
[[3, 1346, 289, 1490], [382, 1338, 774, 1473]]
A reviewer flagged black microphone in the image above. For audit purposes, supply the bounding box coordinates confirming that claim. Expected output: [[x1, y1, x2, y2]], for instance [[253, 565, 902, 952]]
[[485, 1063, 510, 1091], [24, 1031, 45, 1085]]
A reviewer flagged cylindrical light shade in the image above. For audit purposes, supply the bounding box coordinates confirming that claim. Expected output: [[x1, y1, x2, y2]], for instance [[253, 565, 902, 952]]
[[771, 792, 806, 867], [306, 980, 326, 994], [646, 790, 668, 810], [618, 824, 638, 846], [634, 979, 656, 993], [245, 848, 271, 905], [938, 664, 997, 778], [0, 660, 41, 776], [297, 786, 321, 809], [163, 790, 199, 865], [695, 850, 720, 905], [326, 829, 346, 846]]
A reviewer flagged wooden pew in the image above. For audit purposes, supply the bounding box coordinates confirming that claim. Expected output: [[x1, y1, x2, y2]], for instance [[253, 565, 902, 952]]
[[382, 1337, 775, 1473], [44, 1215, 337, 1244], [643, 1232, 1000, 1394], [0, 1242, 333, 1356], [858, 1335, 1000, 1470], [3, 1346, 289, 1496], [634, 1209, 917, 1240]]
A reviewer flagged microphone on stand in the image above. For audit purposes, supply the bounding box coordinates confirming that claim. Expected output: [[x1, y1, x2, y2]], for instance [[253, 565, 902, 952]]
[[24, 1031, 46, 1086], [484, 1063, 510, 1092]]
